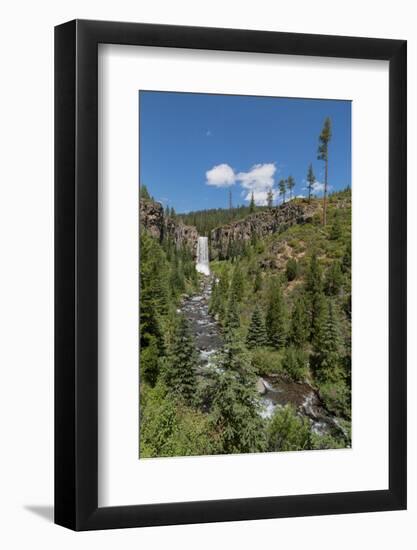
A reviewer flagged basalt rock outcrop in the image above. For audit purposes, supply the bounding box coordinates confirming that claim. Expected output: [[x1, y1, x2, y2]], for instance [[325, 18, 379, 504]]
[[140, 198, 199, 255], [210, 200, 319, 260]]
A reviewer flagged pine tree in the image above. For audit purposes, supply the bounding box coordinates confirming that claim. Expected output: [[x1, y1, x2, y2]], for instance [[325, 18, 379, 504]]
[[266, 278, 287, 349], [286, 175, 295, 201], [306, 163, 316, 203], [290, 293, 309, 347], [311, 291, 327, 350], [211, 333, 266, 454], [163, 316, 197, 405], [140, 336, 160, 386], [210, 272, 229, 320], [305, 251, 323, 296], [140, 230, 168, 351], [246, 306, 267, 348], [314, 300, 342, 383], [140, 183, 151, 200], [253, 270, 262, 293], [342, 241, 351, 273], [324, 261, 343, 296], [286, 257, 298, 281], [249, 191, 255, 213], [282, 346, 308, 382], [225, 293, 240, 331], [230, 263, 244, 302], [267, 405, 311, 452], [317, 117, 332, 225], [330, 211, 342, 240], [267, 187, 274, 209], [279, 179, 286, 204], [305, 252, 325, 344]]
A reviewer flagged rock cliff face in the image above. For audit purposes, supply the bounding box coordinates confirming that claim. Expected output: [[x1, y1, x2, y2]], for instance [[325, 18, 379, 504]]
[[210, 200, 319, 260], [140, 198, 199, 255]]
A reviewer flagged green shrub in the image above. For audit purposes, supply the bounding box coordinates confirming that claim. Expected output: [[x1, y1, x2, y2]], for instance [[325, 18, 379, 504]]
[[251, 348, 283, 376], [286, 258, 299, 281], [282, 346, 308, 382]]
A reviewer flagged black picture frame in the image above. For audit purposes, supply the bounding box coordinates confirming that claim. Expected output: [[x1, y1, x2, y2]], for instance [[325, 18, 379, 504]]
[[55, 19, 407, 531]]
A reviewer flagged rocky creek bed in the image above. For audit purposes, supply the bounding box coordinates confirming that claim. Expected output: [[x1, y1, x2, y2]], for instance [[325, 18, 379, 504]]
[[180, 276, 347, 440]]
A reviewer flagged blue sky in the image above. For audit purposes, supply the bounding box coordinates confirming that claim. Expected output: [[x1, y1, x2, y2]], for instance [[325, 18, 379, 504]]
[[139, 91, 351, 213]]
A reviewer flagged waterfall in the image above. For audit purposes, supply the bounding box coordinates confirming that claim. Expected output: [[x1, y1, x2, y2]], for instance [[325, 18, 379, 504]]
[[196, 236, 210, 276]]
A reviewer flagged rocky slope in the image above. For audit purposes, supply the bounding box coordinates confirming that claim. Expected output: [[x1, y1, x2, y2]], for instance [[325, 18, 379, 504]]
[[140, 198, 199, 255], [210, 200, 320, 260]]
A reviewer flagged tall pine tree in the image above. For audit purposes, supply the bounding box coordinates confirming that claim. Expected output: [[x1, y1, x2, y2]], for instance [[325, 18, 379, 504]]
[[317, 117, 332, 226], [266, 277, 287, 349], [163, 315, 197, 405], [314, 299, 343, 383], [279, 179, 286, 204], [305, 252, 325, 344], [211, 332, 266, 454], [306, 163, 316, 203], [290, 293, 309, 347], [249, 191, 255, 213], [246, 306, 267, 348], [286, 175, 295, 201]]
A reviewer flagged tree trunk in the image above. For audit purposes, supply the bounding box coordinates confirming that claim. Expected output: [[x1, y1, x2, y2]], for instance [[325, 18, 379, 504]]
[[323, 159, 328, 225]]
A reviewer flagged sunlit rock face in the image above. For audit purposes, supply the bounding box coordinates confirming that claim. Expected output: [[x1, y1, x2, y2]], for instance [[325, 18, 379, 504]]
[[209, 200, 319, 260], [140, 198, 198, 256]]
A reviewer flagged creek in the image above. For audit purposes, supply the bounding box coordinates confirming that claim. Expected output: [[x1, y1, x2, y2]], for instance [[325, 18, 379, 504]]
[[179, 244, 346, 440]]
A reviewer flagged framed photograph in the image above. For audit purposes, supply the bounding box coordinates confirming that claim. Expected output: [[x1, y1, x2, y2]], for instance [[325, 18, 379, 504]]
[[55, 20, 406, 530]]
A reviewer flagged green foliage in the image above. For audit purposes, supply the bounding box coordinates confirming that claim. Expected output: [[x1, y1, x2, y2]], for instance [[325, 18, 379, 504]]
[[318, 380, 351, 419], [230, 263, 245, 301], [224, 293, 240, 331], [209, 270, 230, 320], [140, 382, 214, 457], [305, 251, 323, 295], [306, 163, 316, 202], [289, 293, 309, 347], [267, 405, 311, 452], [329, 212, 343, 240], [317, 117, 332, 163], [266, 277, 287, 349], [285, 257, 299, 281], [140, 187, 352, 458], [211, 333, 266, 454], [279, 179, 286, 203], [140, 229, 169, 351], [246, 306, 267, 349], [140, 336, 160, 386], [286, 175, 295, 200], [250, 348, 283, 376], [253, 269, 262, 293], [162, 316, 197, 405], [305, 252, 327, 345], [282, 346, 308, 382], [324, 261, 343, 296], [267, 188, 274, 208], [310, 431, 347, 450], [249, 191, 256, 213], [313, 300, 343, 383], [318, 116, 332, 226], [140, 183, 151, 200], [342, 241, 351, 273]]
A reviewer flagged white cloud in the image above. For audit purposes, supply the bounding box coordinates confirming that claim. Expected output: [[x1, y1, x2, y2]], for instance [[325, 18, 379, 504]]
[[311, 181, 325, 194], [237, 163, 276, 192], [243, 188, 280, 206], [205, 163, 236, 187], [206, 129, 212, 137], [236, 163, 277, 205]]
